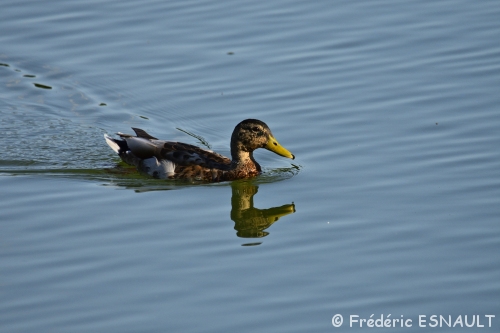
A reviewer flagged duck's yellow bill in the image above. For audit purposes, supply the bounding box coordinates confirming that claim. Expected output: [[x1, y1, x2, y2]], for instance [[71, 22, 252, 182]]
[[265, 135, 295, 159], [264, 203, 296, 224]]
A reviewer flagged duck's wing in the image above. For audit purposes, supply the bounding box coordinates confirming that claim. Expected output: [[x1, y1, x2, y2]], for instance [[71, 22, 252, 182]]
[[157, 141, 231, 170], [114, 128, 231, 170]]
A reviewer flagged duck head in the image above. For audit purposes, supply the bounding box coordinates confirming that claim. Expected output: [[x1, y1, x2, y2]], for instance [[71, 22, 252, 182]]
[[230, 119, 295, 161]]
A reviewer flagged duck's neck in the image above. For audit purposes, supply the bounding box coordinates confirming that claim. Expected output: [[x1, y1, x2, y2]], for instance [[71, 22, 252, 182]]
[[231, 147, 261, 172]]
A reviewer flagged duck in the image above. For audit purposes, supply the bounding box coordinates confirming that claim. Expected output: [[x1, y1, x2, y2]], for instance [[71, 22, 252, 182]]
[[104, 119, 294, 181]]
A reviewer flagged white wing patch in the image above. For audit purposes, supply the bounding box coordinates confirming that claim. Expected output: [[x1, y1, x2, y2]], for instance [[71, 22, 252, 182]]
[[141, 157, 176, 179], [160, 159, 176, 177]]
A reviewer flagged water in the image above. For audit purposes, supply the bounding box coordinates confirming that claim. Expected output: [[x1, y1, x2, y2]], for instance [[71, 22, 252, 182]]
[[1, 0, 500, 332]]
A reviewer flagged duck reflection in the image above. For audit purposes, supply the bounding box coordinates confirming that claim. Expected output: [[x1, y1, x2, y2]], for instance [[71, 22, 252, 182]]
[[81, 167, 296, 239], [230, 181, 295, 238]]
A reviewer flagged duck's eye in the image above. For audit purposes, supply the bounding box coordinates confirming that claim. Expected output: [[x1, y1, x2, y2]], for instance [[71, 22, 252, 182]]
[[251, 126, 260, 132]]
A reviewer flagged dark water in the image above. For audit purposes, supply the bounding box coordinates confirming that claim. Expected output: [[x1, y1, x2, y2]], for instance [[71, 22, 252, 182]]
[[1, 0, 500, 332]]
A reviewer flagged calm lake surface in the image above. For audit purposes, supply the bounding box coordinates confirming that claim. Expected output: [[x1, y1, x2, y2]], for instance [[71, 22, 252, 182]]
[[1, 0, 500, 332]]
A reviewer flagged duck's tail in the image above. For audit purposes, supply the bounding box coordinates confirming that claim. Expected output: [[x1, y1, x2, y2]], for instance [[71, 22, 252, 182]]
[[104, 133, 147, 170], [104, 134, 128, 154], [104, 134, 175, 178]]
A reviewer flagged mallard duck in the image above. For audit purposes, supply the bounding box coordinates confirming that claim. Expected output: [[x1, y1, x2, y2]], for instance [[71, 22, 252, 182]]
[[104, 119, 294, 181]]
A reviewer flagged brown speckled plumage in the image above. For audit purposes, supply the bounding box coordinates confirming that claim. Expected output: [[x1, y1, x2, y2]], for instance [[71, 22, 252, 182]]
[[105, 119, 294, 181]]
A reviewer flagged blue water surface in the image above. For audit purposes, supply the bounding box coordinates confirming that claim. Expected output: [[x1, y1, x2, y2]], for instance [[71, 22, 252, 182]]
[[1, 0, 500, 332]]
